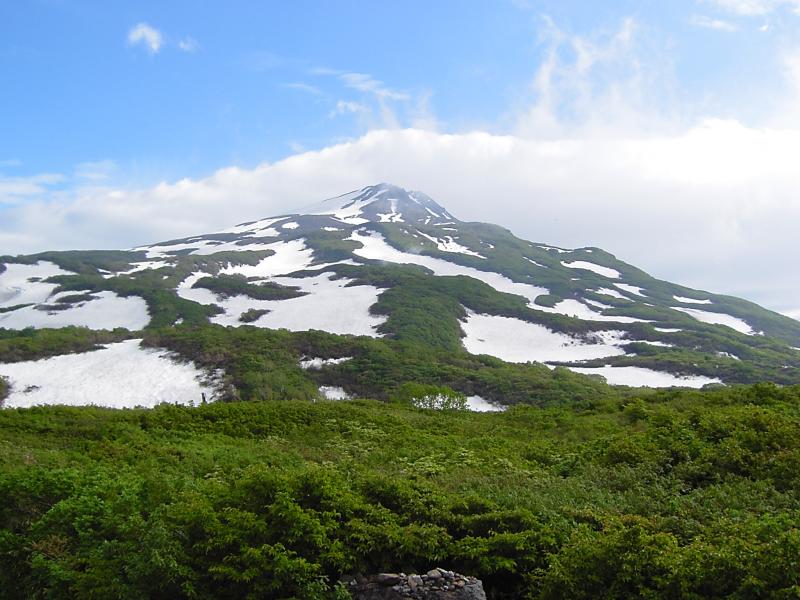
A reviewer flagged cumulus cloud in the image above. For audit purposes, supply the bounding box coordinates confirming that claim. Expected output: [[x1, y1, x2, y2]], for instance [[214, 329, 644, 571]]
[[703, 0, 800, 15], [4, 15, 800, 319], [127, 23, 163, 54], [0, 173, 63, 204], [3, 123, 800, 316]]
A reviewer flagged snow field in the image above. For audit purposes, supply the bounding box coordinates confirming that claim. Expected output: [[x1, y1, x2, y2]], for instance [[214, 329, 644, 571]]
[[0, 339, 219, 409], [0, 291, 150, 330], [561, 260, 620, 279], [0, 261, 73, 308], [672, 306, 756, 335], [177, 270, 386, 337], [568, 365, 721, 388]]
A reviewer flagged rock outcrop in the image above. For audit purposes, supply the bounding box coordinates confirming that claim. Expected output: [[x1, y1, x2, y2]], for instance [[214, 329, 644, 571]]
[[345, 568, 486, 599]]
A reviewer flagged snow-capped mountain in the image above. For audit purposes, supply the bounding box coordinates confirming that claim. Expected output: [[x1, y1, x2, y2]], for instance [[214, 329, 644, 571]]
[[1, 183, 799, 407]]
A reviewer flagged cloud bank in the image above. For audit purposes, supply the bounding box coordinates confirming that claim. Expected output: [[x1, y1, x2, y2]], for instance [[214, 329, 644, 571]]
[[2, 122, 799, 317]]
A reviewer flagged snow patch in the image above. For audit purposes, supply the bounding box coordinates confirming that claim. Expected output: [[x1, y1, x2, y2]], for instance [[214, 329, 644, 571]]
[[466, 395, 506, 413], [674, 295, 712, 304], [0, 339, 219, 409], [178, 271, 386, 337], [672, 306, 756, 335], [614, 283, 647, 297], [300, 356, 353, 369], [568, 365, 721, 388], [0, 261, 73, 309], [416, 231, 485, 258], [351, 231, 549, 305], [595, 287, 628, 300], [562, 261, 620, 279], [219, 239, 315, 278], [0, 291, 150, 330], [319, 386, 350, 400], [461, 313, 627, 364], [281, 221, 299, 230], [535, 299, 651, 323]]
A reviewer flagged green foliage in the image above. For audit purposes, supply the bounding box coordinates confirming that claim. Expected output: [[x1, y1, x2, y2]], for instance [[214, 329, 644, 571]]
[[2, 385, 800, 598], [0, 327, 133, 363], [393, 382, 467, 410], [193, 274, 306, 301], [239, 308, 270, 323]]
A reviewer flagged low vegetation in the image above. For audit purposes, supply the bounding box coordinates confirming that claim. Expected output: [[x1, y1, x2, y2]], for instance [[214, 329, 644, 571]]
[[2, 384, 800, 598]]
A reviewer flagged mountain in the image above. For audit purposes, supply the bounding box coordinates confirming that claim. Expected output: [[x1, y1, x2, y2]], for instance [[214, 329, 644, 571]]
[[1, 183, 799, 408]]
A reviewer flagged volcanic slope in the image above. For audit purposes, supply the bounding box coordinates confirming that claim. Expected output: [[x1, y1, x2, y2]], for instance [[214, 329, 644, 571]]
[[2, 183, 799, 406]]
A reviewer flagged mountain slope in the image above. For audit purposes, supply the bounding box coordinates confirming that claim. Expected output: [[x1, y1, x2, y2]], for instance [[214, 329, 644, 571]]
[[1, 183, 799, 406]]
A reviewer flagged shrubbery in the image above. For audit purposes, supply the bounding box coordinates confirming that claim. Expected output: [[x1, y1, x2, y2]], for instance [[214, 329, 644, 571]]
[[2, 385, 800, 598]]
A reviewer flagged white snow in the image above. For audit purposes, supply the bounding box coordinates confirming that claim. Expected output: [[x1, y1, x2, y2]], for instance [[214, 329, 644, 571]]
[[654, 327, 682, 333], [568, 365, 721, 388], [535, 299, 651, 323], [0, 291, 150, 330], [219, 239, 315, 278], [595, 287, 628, 300], [0, 261, 73, 309], [178, 271, 386, 337], [562, 261, 621, 279], [672, 306, 756, 335], [717, 351, 740, 360], [113, 260, 172, 276], [584, 298, 615, 310], [525, 258, 547, 268], [299, 356, 353, 369], [281, 221, 300, 230], [322, 227, 341, 232], [350, 231, 549, 304], [220, 217, 282, 235], [466, 395, 506, 413], [416, 231, 485, 258], [0, 339, 219, 409], [461, 313, 628, 364], [319, 386, 350, 400], [614, 283, 647, 297], [138, 237, 280, 258], [377, 199, 404, 223], [301, 189, 370, 225], [674, 295, 712, 304], [536, 245, 570, 253], [638, 341, 675, 348]]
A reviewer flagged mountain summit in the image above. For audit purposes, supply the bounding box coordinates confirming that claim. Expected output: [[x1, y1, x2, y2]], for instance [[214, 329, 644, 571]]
[[2, 184, 800, 408], [299, 183, 458, 226]]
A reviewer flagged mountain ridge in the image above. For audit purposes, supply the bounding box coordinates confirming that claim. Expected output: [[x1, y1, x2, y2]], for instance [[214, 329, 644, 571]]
[[1, 183, 799, 407]]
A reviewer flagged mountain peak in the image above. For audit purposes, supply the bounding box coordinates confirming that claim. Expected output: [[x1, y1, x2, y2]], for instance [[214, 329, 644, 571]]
[[300, 183, 457, 225]]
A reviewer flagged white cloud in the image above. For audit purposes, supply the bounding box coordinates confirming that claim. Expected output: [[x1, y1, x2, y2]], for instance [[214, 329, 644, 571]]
[[127, 23, 163, 54], [178, 37, 198, 52], [338, 72, 410, 101], [329, 100, 367, 118], [3, 122, 800, 315], [0, 173, 63, 204], [704, 0, 800, 15], [283, 82, 323, 95], [690, 14, 740, 30]]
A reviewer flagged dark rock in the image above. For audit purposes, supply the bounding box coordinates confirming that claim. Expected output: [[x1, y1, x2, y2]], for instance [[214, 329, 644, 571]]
[[376, 573, 403, 586], [350, 569, 486, 599]]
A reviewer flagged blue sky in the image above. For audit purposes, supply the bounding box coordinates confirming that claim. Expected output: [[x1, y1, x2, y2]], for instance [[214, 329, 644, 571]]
[[2, 0, 796, 181], [2, 0, 800, 316]]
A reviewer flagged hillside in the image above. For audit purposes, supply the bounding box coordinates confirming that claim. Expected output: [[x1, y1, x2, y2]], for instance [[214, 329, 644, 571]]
[[2, 385, 800, 598], [1, 183, 799, 408]]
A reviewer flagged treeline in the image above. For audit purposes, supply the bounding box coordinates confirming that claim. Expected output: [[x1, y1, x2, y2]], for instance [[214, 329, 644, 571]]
[[2, 384, 800, 598]]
